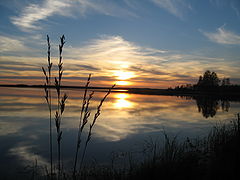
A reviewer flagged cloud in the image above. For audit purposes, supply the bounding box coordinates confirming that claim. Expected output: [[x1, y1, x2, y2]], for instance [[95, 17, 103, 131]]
[[1, 35, 239, 87], [231, 1, 240, 18], [11, 0, 72, 31], [76, 0, 137, 17], [129, 65, 169, 75], [68, 64, 101, 71], [0, 34, 45, 57], [64, 35, 239, 86], [10, 0, 136, 32], [201, 26, 240, 45], [0, 35, 29, 53], [64, 35, 167, 64], [151, 0, 192, 19]]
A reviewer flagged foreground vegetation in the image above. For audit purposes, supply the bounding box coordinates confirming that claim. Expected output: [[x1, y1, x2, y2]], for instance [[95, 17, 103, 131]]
[[26, 113, 240, 180], [68, 113, 240, 180]]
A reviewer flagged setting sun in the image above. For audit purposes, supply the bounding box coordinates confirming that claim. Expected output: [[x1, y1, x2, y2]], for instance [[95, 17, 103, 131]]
[[117, 81, 130, 86], [114, 71, 135, 80]]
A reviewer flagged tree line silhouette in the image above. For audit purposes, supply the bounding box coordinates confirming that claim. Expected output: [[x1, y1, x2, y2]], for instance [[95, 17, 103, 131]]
[[172, 70, 240, 94]]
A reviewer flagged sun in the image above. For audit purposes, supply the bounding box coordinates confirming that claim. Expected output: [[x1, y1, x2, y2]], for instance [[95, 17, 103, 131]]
[[117, 81, 130, 85], [114, 71, 135, 80]]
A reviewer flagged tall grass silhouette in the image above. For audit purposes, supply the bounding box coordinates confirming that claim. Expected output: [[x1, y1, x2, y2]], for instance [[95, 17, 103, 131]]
[[54, 35, 67, 177], [79, 84, 115, 172], [42, 35, 115, 179], [42, 35, 53, 177], [72, 75, 115, 177], [73, 74, 92, 176], [42, 35, 68, 179]]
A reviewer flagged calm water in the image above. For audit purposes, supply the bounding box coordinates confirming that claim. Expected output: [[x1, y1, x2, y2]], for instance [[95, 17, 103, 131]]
[[0, 87, 240, 178]]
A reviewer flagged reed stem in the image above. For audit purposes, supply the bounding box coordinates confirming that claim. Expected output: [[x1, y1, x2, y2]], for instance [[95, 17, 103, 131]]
[[73, 74, 91, 177], [42, 35, 53, 178], [54, 35, 66, 178], [79, 84, 115, 171]]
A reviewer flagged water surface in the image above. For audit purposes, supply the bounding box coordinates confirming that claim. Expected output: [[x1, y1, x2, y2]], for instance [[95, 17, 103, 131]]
[[0, 87, 239, 178]]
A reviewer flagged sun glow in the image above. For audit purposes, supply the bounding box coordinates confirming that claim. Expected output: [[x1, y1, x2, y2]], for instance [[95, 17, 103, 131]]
[[114, 71, 135, 80], [117, 81, 130, 85]]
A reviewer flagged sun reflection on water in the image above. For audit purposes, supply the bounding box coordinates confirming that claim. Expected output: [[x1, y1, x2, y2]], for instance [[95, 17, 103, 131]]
[[114, 93, 133, 108]]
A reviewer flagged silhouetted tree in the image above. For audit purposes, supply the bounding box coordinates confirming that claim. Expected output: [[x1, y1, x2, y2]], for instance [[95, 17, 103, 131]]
[[197, 75, 203, 85], [197, 70, 220, 88]]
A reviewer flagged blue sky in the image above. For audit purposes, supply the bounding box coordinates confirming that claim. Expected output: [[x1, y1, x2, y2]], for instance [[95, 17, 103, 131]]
[[0, 0, 240, 88]]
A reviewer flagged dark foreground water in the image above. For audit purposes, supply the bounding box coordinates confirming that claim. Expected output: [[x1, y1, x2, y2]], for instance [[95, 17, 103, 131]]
[[0, 87, 239, 178]]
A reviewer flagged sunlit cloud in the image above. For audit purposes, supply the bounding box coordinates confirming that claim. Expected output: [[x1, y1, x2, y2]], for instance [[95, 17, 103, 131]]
[[201, 26, 240, 45], [64, 35, 167, 65], [151, 0, 192, 19], [1, 35, 240, 87]]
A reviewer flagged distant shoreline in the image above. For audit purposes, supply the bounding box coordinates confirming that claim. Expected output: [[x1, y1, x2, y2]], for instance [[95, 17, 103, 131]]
[[1, 84, 240, 98], [0, 84, 146, 91]]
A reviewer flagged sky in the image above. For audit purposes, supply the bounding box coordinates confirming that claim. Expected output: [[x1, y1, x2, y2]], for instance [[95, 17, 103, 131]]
[[0, 0, 240, 88]]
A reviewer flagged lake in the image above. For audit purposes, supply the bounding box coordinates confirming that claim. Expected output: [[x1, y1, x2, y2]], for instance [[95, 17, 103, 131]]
[[0, 87, 240, 178]]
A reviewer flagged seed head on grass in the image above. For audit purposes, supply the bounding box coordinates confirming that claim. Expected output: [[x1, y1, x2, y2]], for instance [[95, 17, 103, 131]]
[[73, 74, 92, 177], [79, 84, 116, 171], [79, 74, 92, 133], [81, 91, 95, 132]]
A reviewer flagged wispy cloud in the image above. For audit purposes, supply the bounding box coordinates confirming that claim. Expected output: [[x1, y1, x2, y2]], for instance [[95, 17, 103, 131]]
[[0, 35, 29, 53], [11, 0, 72, 31], [231, 1, 240, 18], [201, 26, 240, 45], [210, 0, 240, 18], [64, 35, 167, 67], [10, 0, 136, 32], [0, 34, 45, 57], [76, 0, 137, 17], [151, 0, 192, 19]]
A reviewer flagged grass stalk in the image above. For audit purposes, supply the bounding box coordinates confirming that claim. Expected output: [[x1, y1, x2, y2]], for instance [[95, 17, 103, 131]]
[[73, 74, 92, 177], [42, 35, 53, 178], [79, 84, 116, 171], [54, 35, 67, 178]]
